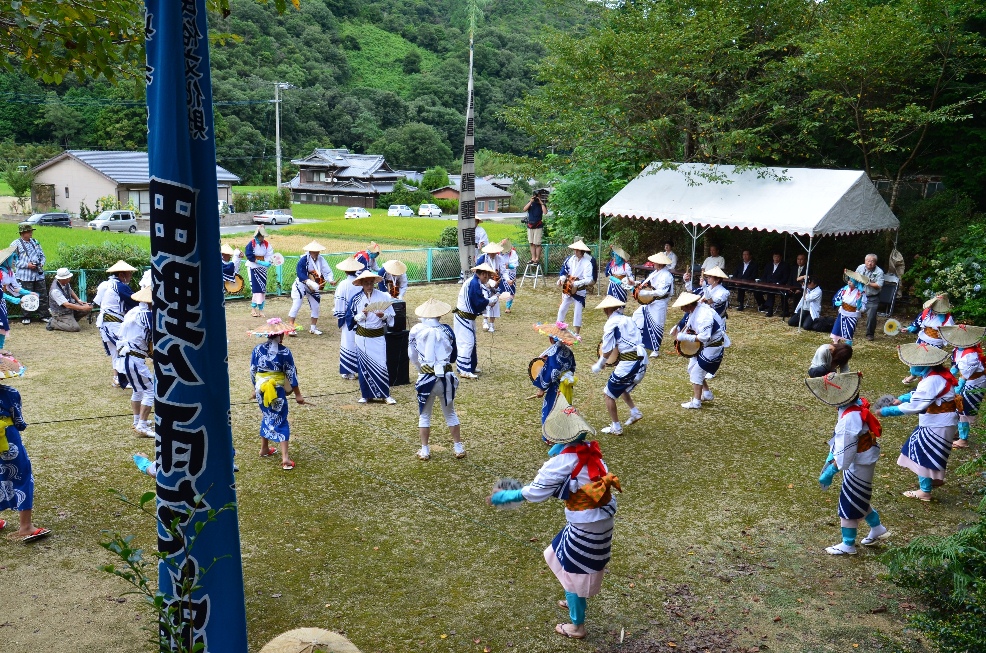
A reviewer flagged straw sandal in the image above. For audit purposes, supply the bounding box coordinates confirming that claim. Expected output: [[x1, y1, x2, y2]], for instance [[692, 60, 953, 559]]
[[555, 624, 586, 639], [902, 490, 931, 502]]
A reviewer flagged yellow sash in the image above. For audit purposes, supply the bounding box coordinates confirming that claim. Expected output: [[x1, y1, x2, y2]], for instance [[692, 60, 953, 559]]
[[559, 375, 576, 405], [255, 372, 286, 407], [0, 416, 12, 453]]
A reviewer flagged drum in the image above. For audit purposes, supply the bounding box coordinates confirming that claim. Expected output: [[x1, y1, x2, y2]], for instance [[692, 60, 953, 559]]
[[270, 253, 285, 266], [633, 284, 655, 305], [305, 279, 320, 292], [19, 293, 39, 312], [596, 341, 619, 366], [528, 356, 546, 381], [674, 339, 703, 358], [562, 277, 580, 297], [224, 273, 245, 294]]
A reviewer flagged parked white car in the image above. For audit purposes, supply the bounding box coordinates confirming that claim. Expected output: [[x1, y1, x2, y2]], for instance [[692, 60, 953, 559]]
[[387, 204, 413, 217], [88, 210, 138, 233], [252, 209, 293, 225], [345, 207, 372, 219], [418, 203, 442, 217]]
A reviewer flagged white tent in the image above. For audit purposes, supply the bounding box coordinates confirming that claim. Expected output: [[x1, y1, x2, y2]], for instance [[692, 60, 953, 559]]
[[598, 162, 900, 328]]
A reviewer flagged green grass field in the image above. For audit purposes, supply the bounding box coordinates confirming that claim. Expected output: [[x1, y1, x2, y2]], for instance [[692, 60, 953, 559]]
[[339, 22, 439, 96], [0, 180, 13, 195], [232, 186, 278, 194], [0, 225, 149, 268]]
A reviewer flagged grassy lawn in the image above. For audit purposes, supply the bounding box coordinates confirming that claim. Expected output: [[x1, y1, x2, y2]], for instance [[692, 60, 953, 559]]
[[0, 224, 149, 269], [232, 186, 278, 194], [0, 180, 13, 195], [0, 281, 977, 652], [339, 22, 439, 96]]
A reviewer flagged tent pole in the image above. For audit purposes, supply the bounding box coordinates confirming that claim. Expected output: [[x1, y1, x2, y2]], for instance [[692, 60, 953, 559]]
[[598, 215, 613, 295], [797, 235, 817, 333]]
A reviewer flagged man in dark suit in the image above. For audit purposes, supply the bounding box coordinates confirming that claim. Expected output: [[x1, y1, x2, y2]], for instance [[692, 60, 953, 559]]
[[731, 249, 758, 310], [755, 252, 790, 317], [783, 253, 810, 317]]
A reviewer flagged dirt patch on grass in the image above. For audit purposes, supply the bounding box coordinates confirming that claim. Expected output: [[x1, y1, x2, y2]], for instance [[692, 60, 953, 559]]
[[0, 283, 972, 652]]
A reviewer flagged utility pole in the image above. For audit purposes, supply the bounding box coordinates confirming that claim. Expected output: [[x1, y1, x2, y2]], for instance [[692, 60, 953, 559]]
[[274, 82, 294, 189]]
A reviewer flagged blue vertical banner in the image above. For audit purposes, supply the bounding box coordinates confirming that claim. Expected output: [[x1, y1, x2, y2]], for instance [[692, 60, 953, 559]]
[[145, 1, 249, 651]]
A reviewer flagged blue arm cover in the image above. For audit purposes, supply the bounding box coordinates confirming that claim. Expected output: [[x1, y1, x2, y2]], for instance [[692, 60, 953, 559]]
[[825, 451, 835, 464], [957, 378, 967, 394], [258, 260, 272, 268], [17, 288, 29, 296], [898, 392, 912, 402], [819, 463, 839, 488], [3, 294, 20, 304], [907, 325, 918, 333], [490, 489, 525, 506], [951, 366, 959, 376], [881, 406, 904, 417], [547, 443, 567, 457]]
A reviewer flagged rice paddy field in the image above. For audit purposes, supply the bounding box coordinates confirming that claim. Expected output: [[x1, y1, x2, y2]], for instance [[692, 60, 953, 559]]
[[0, 280, 977, 653]]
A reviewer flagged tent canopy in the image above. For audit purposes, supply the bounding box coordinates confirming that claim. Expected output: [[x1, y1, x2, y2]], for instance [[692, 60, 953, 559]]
[[599, 163, 899, 237]]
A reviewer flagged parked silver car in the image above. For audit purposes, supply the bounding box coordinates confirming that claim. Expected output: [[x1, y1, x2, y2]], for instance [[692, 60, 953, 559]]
[[88, 210, 138, 233]]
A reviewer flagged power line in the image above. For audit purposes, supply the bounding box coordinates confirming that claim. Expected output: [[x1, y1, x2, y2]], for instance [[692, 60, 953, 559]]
[[0, 93, 274, 108]]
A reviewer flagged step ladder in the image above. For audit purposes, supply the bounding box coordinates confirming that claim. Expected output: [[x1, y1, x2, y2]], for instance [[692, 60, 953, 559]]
[[519, 261, 543, 289]]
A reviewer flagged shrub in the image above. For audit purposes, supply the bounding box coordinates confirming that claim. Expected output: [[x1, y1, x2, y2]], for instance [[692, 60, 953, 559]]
[[79, 195, 139, 221], [230, 188, 290, 213], [905, 221, 986, 323], [436, 226, 458, 247], [378, 179, 433, 209], [56, 241, 149, 271], [433, 198, 458, 215]]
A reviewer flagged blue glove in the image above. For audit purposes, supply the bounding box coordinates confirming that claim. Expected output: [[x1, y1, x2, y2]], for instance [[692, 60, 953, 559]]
[[957, 378, 967, 394], [819, 463, 839, 490], [258, 260, 272, 268], [4, 294, 20, 305], [17, 288, 29, 296], [490, 489, 524, 506], [951, 366, 959, 376], [881, 406, 904, 417], [833, 299, 842, 307], [907, 325, 918, 334], [898, 393, 912, 403]]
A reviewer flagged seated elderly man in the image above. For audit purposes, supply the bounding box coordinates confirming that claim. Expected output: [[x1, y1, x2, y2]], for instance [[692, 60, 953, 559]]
[[47, 268, 92, 332]]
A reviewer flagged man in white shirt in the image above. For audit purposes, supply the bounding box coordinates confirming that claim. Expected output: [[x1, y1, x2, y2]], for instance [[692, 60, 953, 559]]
[[700, 244, 725, 273], [855, 254, 884, 341]]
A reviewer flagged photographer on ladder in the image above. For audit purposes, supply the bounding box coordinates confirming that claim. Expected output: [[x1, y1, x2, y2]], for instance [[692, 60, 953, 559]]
[[523, 192, 546, 265]]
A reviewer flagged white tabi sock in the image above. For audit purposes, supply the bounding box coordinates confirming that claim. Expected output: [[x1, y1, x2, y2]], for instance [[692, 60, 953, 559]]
[[133, 415, 139, 426]]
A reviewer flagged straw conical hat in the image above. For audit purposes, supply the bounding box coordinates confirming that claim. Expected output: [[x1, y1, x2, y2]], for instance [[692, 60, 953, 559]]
[[898, 342, 950, 367], [533, 321, 579, 346], [253, 225, 267, 238], [414, 298, 452, 318], [259, 628, 361, 653], [131, 286, 154, 304], [844, 268, 868, 285], [703, 266, 728, 279], [302, 240, 326, 252], [805, 371, 862, 407], [248, 317, 301, 338], [106, 260, 137, 274], [481, 243, 503, 254], [648, 252, 672, 266], [611, 245, 628, 260], [383, 259, 407, 276], [500, 238, 512, 249], [594, 295, 625, 310], [923, 293, 951, 313], [568, 240, 592, 252], [672, 292, 702, 308], [354, 269, 382, 283], [542, 395, 596, 445], [336, 257, 363, 272], [220, 244, 236, 256], [368, 241, 381, 253], [471, 262, 496, 274], [940, 324, 986, 349], [0, 245, 16, 266], [0, 353, 25, 380]]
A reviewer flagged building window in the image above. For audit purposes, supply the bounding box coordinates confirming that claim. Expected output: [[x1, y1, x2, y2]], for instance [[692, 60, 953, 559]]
[[477, 200, 486, 212], [64, 187, 70, 198]]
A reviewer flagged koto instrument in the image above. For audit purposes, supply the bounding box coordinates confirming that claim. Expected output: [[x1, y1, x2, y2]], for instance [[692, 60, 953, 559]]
[[674, 329, 702, 358], [597, 341, 619, 367], [528, 356, 547, 381], [19, 293, 39, 313], [224, 273, 245, 294], [633, 283, 655, 305]]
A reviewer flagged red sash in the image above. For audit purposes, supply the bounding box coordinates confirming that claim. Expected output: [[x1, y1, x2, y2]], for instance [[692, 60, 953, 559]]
[[954, 344, 986, 369], [562, 440, 606, 481], [843, 398, 882, 444]]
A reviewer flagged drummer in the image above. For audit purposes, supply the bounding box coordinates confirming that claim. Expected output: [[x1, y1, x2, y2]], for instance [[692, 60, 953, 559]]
[[378, 260, 408, 300], [287, 241, 334, 336], [697, 267, 730, 322], [221, 244, 242, 294], [671, 291, 730, 410], [591, 295, 646, 435]]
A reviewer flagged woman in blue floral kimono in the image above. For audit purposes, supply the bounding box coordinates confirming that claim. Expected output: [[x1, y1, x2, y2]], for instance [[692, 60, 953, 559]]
[[0, 352, 51, 542], [531, 321, 579, 427], [249, 318, 305, 470]]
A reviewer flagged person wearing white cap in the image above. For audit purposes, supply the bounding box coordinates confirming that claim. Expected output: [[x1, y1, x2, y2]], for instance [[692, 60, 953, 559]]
[[409, 298, 465, 460], [348, 270, 397, 404], [476, 243, 507, 333], [118, 285, 155, 437], [603, 246, 634, 303], [454, 262, 499, 378], [378, 259, 408, 301], [672, 292, 730, 409], [288, 241, 335, 335], [591, 296, 646, 435], [334, 257, 363, 380], [556, 240, 597, 335], [93, 260, 138, 387], [244, 226, 273, 317], [220, 243, 242, 289], [46, 268, 91, 332], [631, 253, 674, 358]]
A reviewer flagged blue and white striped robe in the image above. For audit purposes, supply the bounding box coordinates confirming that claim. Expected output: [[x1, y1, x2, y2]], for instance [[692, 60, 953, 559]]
[[334, 274, 359, 375], [348, 289, 395, 399], [453, 274, 493, 373], [632, 267, 673, 353]]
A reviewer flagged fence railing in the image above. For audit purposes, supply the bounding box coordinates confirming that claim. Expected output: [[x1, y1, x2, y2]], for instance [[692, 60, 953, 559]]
[[29, 243, 604, 309]]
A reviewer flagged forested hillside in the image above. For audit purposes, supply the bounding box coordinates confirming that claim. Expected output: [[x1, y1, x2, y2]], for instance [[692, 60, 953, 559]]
[[0, 0, 599, 183]]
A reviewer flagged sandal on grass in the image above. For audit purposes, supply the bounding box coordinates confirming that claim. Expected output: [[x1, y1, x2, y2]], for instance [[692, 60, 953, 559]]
[[282, 460, 295, 471], [0, 518, 5, 531], [555, 623, 586, 639], [13, 527, 52, 543], [902, 490, 931, 502], [260, 447, 276, 458], [952, 439, 970, 449], [557, 600, 568, 609]]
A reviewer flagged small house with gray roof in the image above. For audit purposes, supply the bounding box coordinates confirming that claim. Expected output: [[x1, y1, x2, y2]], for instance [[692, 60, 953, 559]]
[[287, 148, 406, 208], [31, 150, 241, 215], [431, 175, 512, 214]]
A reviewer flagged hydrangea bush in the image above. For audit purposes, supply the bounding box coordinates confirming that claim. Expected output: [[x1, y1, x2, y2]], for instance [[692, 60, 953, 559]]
[[906, 222, 986, 323]]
